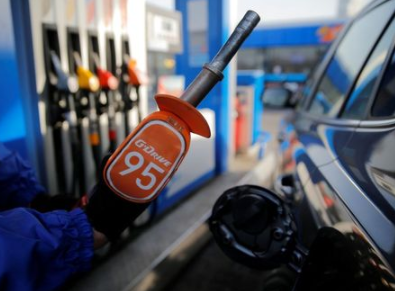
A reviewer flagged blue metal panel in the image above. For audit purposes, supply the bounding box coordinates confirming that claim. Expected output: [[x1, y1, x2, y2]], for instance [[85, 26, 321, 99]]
[[175, 0, 201, 88], [176, 0, 232, 174], [0, 56, 27, 145], [243, 22, 344, 48], [0, 0, 29, 160], [208, 0, 231, 174], [0, 0, 45, 181], [237, 71, 265, 144], [10, 0, 44, 179]]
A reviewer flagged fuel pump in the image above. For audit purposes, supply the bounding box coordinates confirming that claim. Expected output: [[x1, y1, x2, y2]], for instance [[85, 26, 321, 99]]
[[46, 50, 80, 195], [72, 52, 102, 174], [127, 59, 145, 123], [118, 55, 133, 137], [48, 51, 86, 197], [92, 53, 120, 152], [117, 48, 146, 137]]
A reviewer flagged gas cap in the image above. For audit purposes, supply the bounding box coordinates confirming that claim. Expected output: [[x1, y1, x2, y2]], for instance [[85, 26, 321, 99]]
[[209, 185, 298, 270]]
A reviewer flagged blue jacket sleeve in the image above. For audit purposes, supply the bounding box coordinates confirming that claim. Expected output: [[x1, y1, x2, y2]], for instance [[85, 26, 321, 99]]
[[0, 143, 46, 209], [0, 208, 94, 291]]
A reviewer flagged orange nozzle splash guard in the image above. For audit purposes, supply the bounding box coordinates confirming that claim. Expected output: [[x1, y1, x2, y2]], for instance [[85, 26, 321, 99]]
[[155, 94, 211, 138], [77, 66, 100, 92]]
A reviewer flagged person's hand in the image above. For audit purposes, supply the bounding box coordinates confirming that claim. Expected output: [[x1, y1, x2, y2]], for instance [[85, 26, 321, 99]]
[[85, 154, 150, 242], [93, 229, 108, 249]]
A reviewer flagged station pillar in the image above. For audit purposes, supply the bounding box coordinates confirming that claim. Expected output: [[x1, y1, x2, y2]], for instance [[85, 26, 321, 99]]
[[0, 0, 43, 179], [175, 0, 238, 174]]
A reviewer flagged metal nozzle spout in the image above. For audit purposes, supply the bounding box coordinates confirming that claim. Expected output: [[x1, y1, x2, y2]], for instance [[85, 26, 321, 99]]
[[180, 10, 260, 107]]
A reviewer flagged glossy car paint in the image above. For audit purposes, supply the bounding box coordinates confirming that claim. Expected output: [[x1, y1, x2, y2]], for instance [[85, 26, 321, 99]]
[[280, 108, 395, 290], [277, 0, 395, 289]]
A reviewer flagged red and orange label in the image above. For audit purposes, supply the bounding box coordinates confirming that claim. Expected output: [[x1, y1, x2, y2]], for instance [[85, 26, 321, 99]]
[[104, 113, 189, 203]]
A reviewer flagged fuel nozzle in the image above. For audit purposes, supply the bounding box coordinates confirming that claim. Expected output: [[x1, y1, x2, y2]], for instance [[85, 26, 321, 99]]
[[77, 66, 100, 92], [50, 51, 79, 94], [90, 52, 119, 91], [180, 10, 260, 107], [97, 67, 119, 91], [73, 52, 100, 92], [118, 55, 130, 84], [127, 59, 143, 87], [48, 51, 79, 127], [100, 10, 260, 208]]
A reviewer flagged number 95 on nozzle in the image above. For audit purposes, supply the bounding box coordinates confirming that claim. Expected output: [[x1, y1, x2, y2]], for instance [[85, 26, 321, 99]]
[[103, 109, 191, 203]]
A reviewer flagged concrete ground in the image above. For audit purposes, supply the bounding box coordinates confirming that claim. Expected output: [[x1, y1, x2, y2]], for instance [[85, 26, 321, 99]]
[[64, 109, 287, 291]]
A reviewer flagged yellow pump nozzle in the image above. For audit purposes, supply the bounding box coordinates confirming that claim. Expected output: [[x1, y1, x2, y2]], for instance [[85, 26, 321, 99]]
[[77, 66, 100, 92]]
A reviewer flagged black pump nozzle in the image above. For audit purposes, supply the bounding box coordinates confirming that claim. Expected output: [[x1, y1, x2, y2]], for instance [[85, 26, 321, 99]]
[[180, 10, 260, 107]]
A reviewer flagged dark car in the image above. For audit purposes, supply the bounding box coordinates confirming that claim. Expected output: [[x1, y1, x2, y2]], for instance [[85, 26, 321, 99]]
[[210, 1, 395, 290]]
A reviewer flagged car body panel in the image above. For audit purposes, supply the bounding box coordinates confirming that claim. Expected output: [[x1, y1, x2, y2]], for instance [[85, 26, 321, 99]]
[[279, 111, 359, 183], [276, 0, 395, 287]]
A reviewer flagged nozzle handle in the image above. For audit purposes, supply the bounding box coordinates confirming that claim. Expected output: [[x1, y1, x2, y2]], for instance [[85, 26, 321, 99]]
[[180, 10, 260, 107], [50, 51, 67, 89], [50, 51, 79, 93]]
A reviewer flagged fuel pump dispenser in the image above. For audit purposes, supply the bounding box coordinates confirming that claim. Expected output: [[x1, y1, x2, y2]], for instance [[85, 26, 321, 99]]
[[86, 33, 118, 158], [74, 53, 102, 174], [114, 39, 140, 139], [47, 51, 87, 197], [42, 26, 82, 196], [119, 54, 133, 137], [43, 32, 66, 195], [89, 34, 119, 153], [30, 0, 130, 196], [67, 28, 102, 178], [95, 57, 120, 152], [127, 59, 145, 123]]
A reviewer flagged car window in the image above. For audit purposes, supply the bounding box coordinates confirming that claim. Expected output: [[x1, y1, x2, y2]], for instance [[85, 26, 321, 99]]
[[308, 1, 395, 117], [371, 49, 395, 117], [342, 18, 395, 119], [296, 80, 312, 110]]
